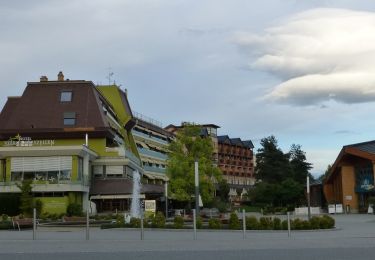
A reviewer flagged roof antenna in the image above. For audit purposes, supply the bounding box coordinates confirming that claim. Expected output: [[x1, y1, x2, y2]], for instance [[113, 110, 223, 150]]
[[106, 67, 114, 86]]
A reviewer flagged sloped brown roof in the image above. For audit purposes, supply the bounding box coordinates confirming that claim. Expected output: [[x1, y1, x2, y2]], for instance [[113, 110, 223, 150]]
[[0, 80, 114, 140], [90, 178, 164, 195], [325, 140, 375, 183]]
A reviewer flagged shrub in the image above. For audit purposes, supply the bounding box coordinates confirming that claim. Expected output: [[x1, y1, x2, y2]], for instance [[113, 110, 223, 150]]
[[196, 216, 203, 229], [292, 218, 303, 230], [174, 216, 184, 229], [321, 215, 335, 228], [310, 216, 320, 229], [116, 214, 125, 226], [0, 221, 12, 230], [1, 214, 9, 222], [130, 217, 141, 228], [66, 203, 83, 217], [273, 217, 282, 230], [259, 217, 273, 230], [246, 216, 259, 230], [302, 220, 311, 230], [208, 218, 222, 229], [281, 220, 288, 230], [35, 199, 43, 217], [152, 212, 165, 228], [229, 212, 241, 230], [39, 212, 50, 220]]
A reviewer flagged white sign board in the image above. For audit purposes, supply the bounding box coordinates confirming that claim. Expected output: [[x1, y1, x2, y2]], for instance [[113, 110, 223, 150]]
[[328, 204, 336, 214], [335, 204, 343, 214], [345, 195, 352, 201], [144, 200, 156, 213]]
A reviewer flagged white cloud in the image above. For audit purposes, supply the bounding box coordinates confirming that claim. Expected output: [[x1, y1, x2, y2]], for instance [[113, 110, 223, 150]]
[[234, 8, 375, 105]]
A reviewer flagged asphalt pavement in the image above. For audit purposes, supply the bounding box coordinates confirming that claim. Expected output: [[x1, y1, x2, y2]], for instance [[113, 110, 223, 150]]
[[0, 214, 374, 260]]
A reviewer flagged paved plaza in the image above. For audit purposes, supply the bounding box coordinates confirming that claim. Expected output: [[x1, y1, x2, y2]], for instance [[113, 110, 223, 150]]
[[0, 214, 374, 259]]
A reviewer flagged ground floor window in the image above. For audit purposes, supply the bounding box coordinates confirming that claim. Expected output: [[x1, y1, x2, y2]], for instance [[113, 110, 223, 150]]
[[10, 156, 72, 183]]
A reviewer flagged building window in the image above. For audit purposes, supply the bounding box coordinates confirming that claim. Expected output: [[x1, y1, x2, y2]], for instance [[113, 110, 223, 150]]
[[60, 91, 72, 102], [64, 112, 76, 125]]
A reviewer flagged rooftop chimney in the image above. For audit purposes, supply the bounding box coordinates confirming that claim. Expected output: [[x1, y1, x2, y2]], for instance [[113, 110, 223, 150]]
[[40, 76, 48, 82], [57, 71, 64, 81]]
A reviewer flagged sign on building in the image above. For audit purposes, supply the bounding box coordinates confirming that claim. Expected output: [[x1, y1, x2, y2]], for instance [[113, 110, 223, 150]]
[[144, 200, 156, 213]]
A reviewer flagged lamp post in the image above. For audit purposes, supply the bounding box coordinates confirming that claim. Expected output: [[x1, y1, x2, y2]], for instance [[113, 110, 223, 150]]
[[195, 160, 199, 216], [307, 175, 311, 220]]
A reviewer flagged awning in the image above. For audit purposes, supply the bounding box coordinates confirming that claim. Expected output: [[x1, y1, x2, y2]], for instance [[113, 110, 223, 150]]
[[90, 194, 146, 200], [143, 172, 155, 180], [136, 141, 148, 148]]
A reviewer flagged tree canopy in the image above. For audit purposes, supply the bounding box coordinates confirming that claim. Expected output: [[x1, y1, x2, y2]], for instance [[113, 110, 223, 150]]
[[166, 125, 222, 205], [252, 136, 312, 207]]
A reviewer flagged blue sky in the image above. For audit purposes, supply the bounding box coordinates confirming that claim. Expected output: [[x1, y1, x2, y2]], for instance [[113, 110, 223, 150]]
[[2, 0, 375, 176]]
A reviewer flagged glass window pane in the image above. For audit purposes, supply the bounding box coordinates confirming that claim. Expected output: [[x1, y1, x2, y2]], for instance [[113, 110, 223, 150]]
[[60, 170, 71, 181], [64, 118, 75, 125], [48, 171, 59, 183], [35, 172, 47, 181], [61, 91, 72, 102], [23, 172, 35, 180], [11, 172, 22, 181]]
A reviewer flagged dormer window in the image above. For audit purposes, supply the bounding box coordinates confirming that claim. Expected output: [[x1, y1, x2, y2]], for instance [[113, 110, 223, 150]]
[[63, 112, 76, 125], [61, 91, 72, 102]]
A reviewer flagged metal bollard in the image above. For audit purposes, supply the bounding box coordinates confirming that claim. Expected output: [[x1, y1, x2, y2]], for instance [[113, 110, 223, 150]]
[[141, 215, 144, 240], [193, 209, 197, 240], [242, 209, 246, 239], [287, 212, 291, 238], [33, 208, 36, 240], [86, 208, 89, 240]]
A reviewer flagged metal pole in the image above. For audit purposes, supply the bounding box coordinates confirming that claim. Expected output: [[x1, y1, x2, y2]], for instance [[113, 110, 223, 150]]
[[33, 208, 36, 240], [193, 209, 197, 240], [195, 161, 199, 216], [165, 182, 168, 219], [287, 212, 291, 238], [242, 209, 246, 239], [141, 213, 144, 240], [307, 176, 311, 221], [86, 207, 89, 240]]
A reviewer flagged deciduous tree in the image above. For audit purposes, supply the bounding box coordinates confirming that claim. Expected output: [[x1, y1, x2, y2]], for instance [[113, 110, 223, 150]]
[[167, 125, 222, 205]]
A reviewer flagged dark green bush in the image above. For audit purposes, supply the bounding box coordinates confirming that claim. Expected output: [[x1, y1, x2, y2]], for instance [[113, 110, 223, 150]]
[[1, 214, 9, 222], [34, 199, 43, 217], [302, 220, 311, 230], [208, 218, 222, 229], [66, 203, 83, 217], [259, 217, 273, 230], [174, 216, 184, 229], [229, 212, 241, 230], [273, 217, 282, 230], [322, 215, 336, 228], [130, 217, 141, 228], [0, 221, 13, 230], [309, 216, 320, 229], [152, 212, 165, 228], [281, 220, 288, 230], [292, 218, 303, 230], [246, 216, 259, 230], [317, 215, 335, 229], [196, 216, 203, 229], [116, 214, 125, 226]]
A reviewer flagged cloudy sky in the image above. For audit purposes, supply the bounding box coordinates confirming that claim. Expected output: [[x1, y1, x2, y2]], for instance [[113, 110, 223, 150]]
[[2, 0, 375, 176]]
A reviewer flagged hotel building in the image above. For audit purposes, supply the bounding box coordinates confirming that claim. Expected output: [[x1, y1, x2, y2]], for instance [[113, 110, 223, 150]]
[[0, 72, 162, 214]]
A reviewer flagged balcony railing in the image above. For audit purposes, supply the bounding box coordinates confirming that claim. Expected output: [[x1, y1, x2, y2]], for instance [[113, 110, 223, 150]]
[[132, 130, 169, 145], [139, 148, 168, 160], [143, 165, 166, 174]]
